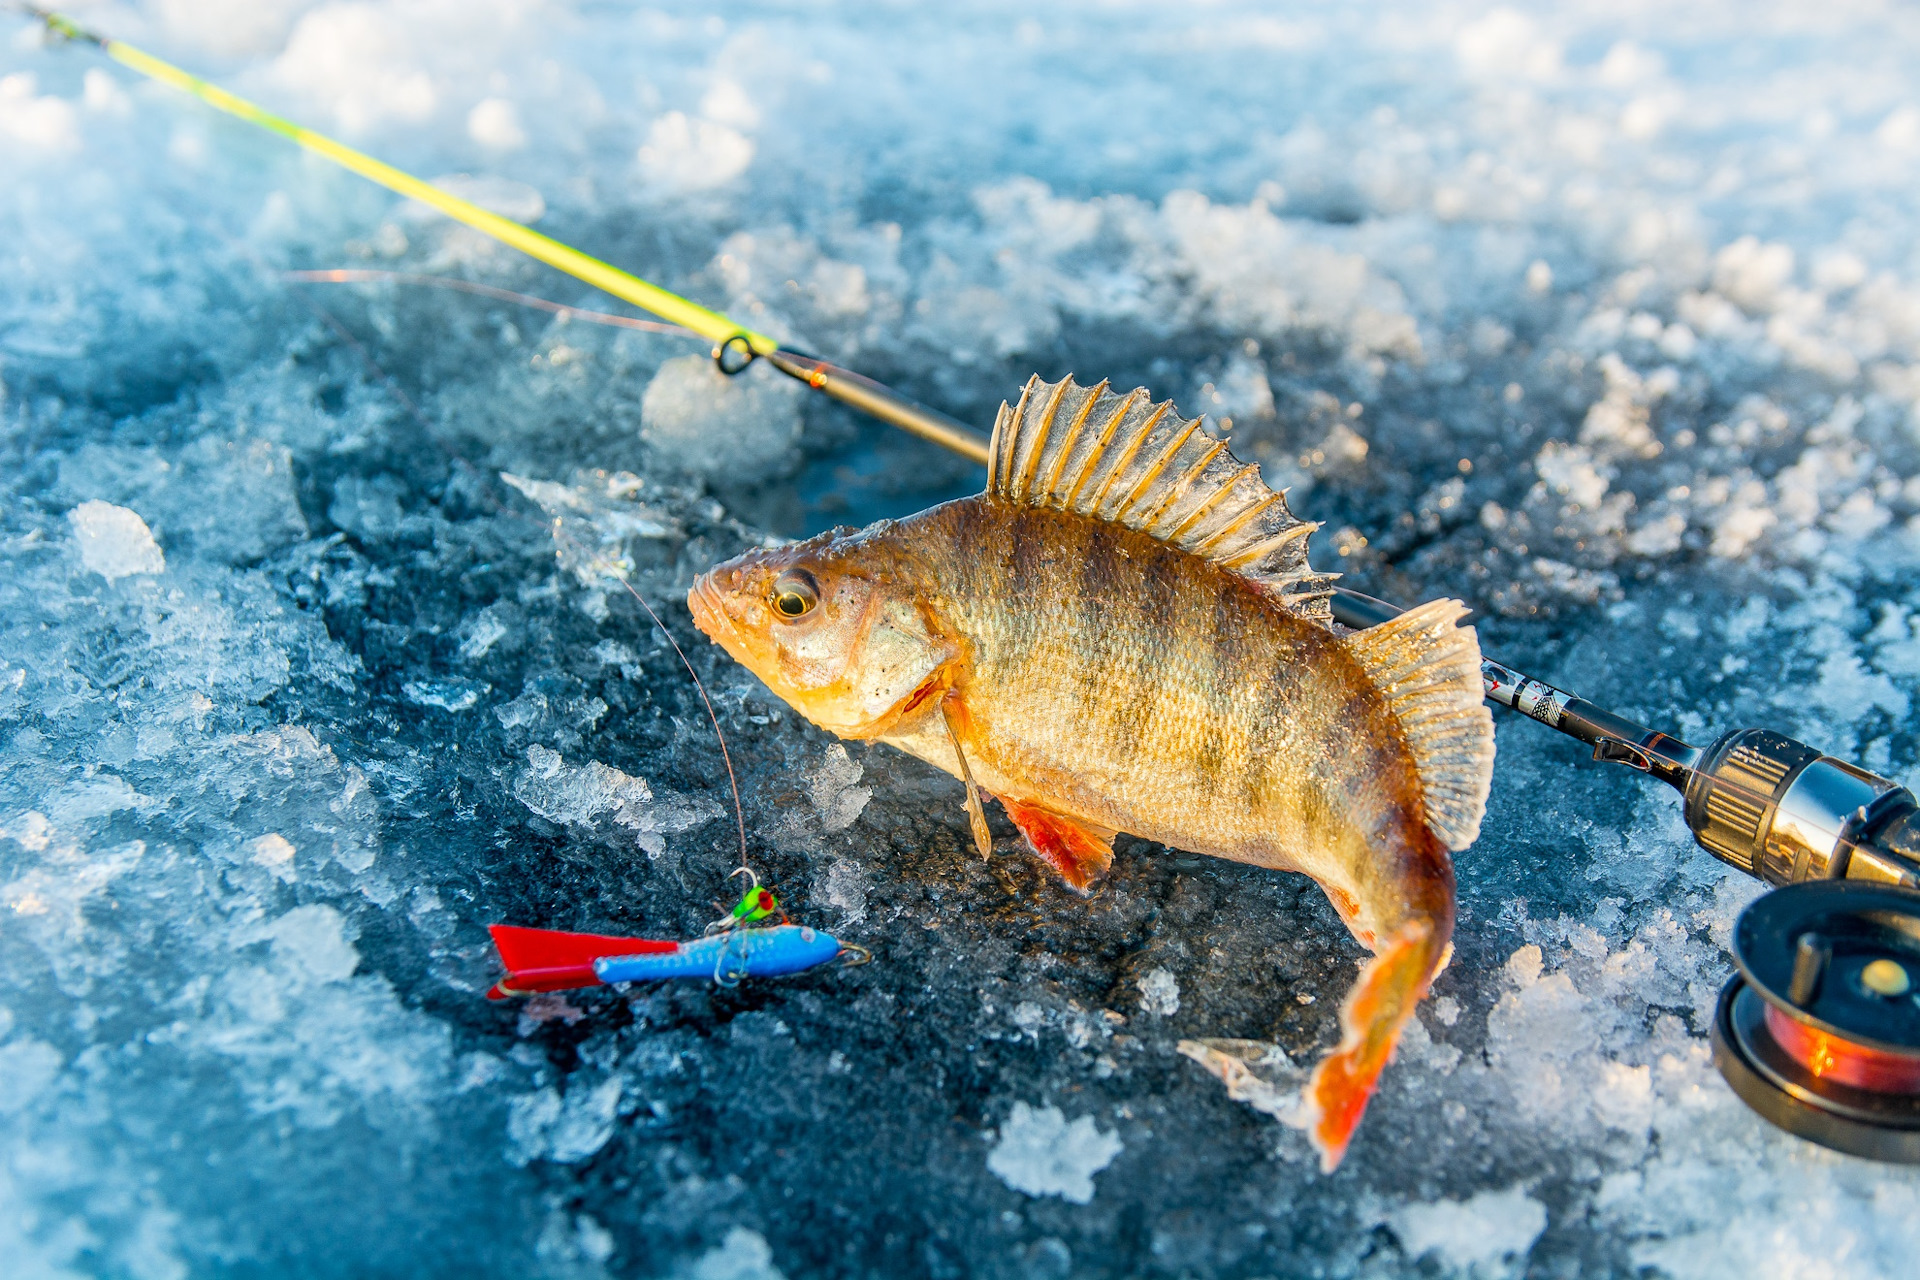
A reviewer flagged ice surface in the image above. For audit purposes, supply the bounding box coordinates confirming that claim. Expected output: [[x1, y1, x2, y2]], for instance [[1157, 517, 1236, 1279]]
[[986, 1102, 1124, 1205], [7, 0, 1920, 1275]]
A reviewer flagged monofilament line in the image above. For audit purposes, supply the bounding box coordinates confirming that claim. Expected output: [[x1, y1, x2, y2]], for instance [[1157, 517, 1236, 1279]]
[[284, 270, 700, 338], [611, 576, 751, 873]]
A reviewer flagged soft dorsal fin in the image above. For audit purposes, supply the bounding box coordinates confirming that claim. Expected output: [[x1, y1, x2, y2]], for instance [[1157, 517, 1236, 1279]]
[[987, 375, 1337, 624], [1342, 599, 1495, 850]]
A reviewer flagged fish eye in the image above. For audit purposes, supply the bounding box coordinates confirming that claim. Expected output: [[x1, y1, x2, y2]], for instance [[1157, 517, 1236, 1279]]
[[770, 570, 819, 620]]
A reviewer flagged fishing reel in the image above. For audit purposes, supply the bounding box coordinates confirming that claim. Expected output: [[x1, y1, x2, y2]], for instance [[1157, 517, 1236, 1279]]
[[1518, 710, 1920, 1160], [1504, 678, 1920, 1161], [1679, 729, 1920, 1161]]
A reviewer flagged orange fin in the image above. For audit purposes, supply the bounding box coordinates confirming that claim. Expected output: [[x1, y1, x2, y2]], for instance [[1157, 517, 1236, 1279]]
[[1301, 920, 1443, 1171], [1001, 799, 1115, 891]]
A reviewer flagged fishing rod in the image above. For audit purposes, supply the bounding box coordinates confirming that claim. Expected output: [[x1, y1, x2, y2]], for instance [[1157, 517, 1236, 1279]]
[[13, 5, 990, 467], [23, 5, 1920, 1160]]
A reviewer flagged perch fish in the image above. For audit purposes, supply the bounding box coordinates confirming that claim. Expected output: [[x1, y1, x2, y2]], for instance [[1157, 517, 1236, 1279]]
[[688, 376, 1495, 1168]]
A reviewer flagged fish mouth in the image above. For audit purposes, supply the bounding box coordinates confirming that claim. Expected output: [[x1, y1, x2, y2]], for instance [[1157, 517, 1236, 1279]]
[[686, 572, 737, 647]]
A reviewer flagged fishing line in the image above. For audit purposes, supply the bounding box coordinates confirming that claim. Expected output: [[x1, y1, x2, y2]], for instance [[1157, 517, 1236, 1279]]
[[279, 270, 751, 877], [284, 270, 701, 339], [609, 573, 752, 877]]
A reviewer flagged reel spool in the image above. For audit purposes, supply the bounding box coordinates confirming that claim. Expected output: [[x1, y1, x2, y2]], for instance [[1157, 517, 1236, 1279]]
[[1712, 879, 1920, 1161]]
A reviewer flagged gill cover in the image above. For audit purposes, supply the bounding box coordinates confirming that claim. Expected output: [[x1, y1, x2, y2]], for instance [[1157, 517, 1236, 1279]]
[[689, 527, 957, 739]]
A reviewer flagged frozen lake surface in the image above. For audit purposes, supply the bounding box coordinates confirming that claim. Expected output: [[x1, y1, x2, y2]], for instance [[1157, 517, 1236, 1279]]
[[5, 2, 1920, 1275]]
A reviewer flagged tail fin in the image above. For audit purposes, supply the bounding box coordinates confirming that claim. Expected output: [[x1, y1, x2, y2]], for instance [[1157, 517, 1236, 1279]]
[[485, 924, 677, 1000], [1301, 919, 1445, 1171]]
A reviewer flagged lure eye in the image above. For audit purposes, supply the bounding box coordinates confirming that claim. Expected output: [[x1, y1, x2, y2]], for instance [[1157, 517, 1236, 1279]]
[[770, 570, 819, 620]]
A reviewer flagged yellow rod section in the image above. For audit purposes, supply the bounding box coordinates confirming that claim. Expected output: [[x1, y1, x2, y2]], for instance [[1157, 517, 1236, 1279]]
[[22, 6, 992, 463], [28, 7, 776, 353]]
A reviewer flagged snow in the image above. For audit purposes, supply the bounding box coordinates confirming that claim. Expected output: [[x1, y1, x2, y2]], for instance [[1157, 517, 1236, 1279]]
[[986, 1102, 1124, 1204], [679, 1227, 788, 1280], [1389, 1184, 1549, 1276], [6, 0, 1920, 1275], [67, 499, 165, 581]]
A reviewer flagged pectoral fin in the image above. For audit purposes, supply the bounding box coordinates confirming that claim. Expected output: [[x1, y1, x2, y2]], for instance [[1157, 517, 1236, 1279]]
[[1001, 798, 1115, 892], [941, 700, 994, 861]]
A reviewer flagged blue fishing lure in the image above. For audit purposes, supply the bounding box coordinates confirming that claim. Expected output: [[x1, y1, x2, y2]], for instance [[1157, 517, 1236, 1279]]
[[596, 925, 846, 986], [485, 921, 864, 998]]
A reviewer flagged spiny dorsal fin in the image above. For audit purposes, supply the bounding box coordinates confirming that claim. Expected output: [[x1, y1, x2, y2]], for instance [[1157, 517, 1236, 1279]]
[[987, 375, 1336, 623], [1342, 599, 1495, 850]]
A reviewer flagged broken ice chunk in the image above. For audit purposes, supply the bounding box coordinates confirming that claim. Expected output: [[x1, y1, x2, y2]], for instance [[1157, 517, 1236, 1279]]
[[68, 500, 165, 581], [677, 1227, 787, 1280], [261, 904, 361, 986], [510, 744, 718, 856], [985, 1102, 1123, 1204], [1136, 967, 1180, 1016], [402, 678, 490, 712], [637, 112, 755, 193], [640, 354, 803, 482], [457, 605, 515, 662], [811, 744, 871, 833], [250, 833, 298, 882], [500, 469, 680, 586], [821, 859, 869, 923], [1177, 1038, 1305, 1125], [506, 1076, 623, 1166]]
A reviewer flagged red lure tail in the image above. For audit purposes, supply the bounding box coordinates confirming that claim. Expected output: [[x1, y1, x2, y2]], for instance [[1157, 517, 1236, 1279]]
[[1301, 919, 1447, 1171], [484, 924, 678, 1000]]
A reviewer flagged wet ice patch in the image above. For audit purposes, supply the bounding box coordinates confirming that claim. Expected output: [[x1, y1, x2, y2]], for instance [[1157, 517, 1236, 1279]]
[[1389, 1184, 1548, 1275], [986, 1102, 1123, 1204], [68, 500, 164, 581]]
